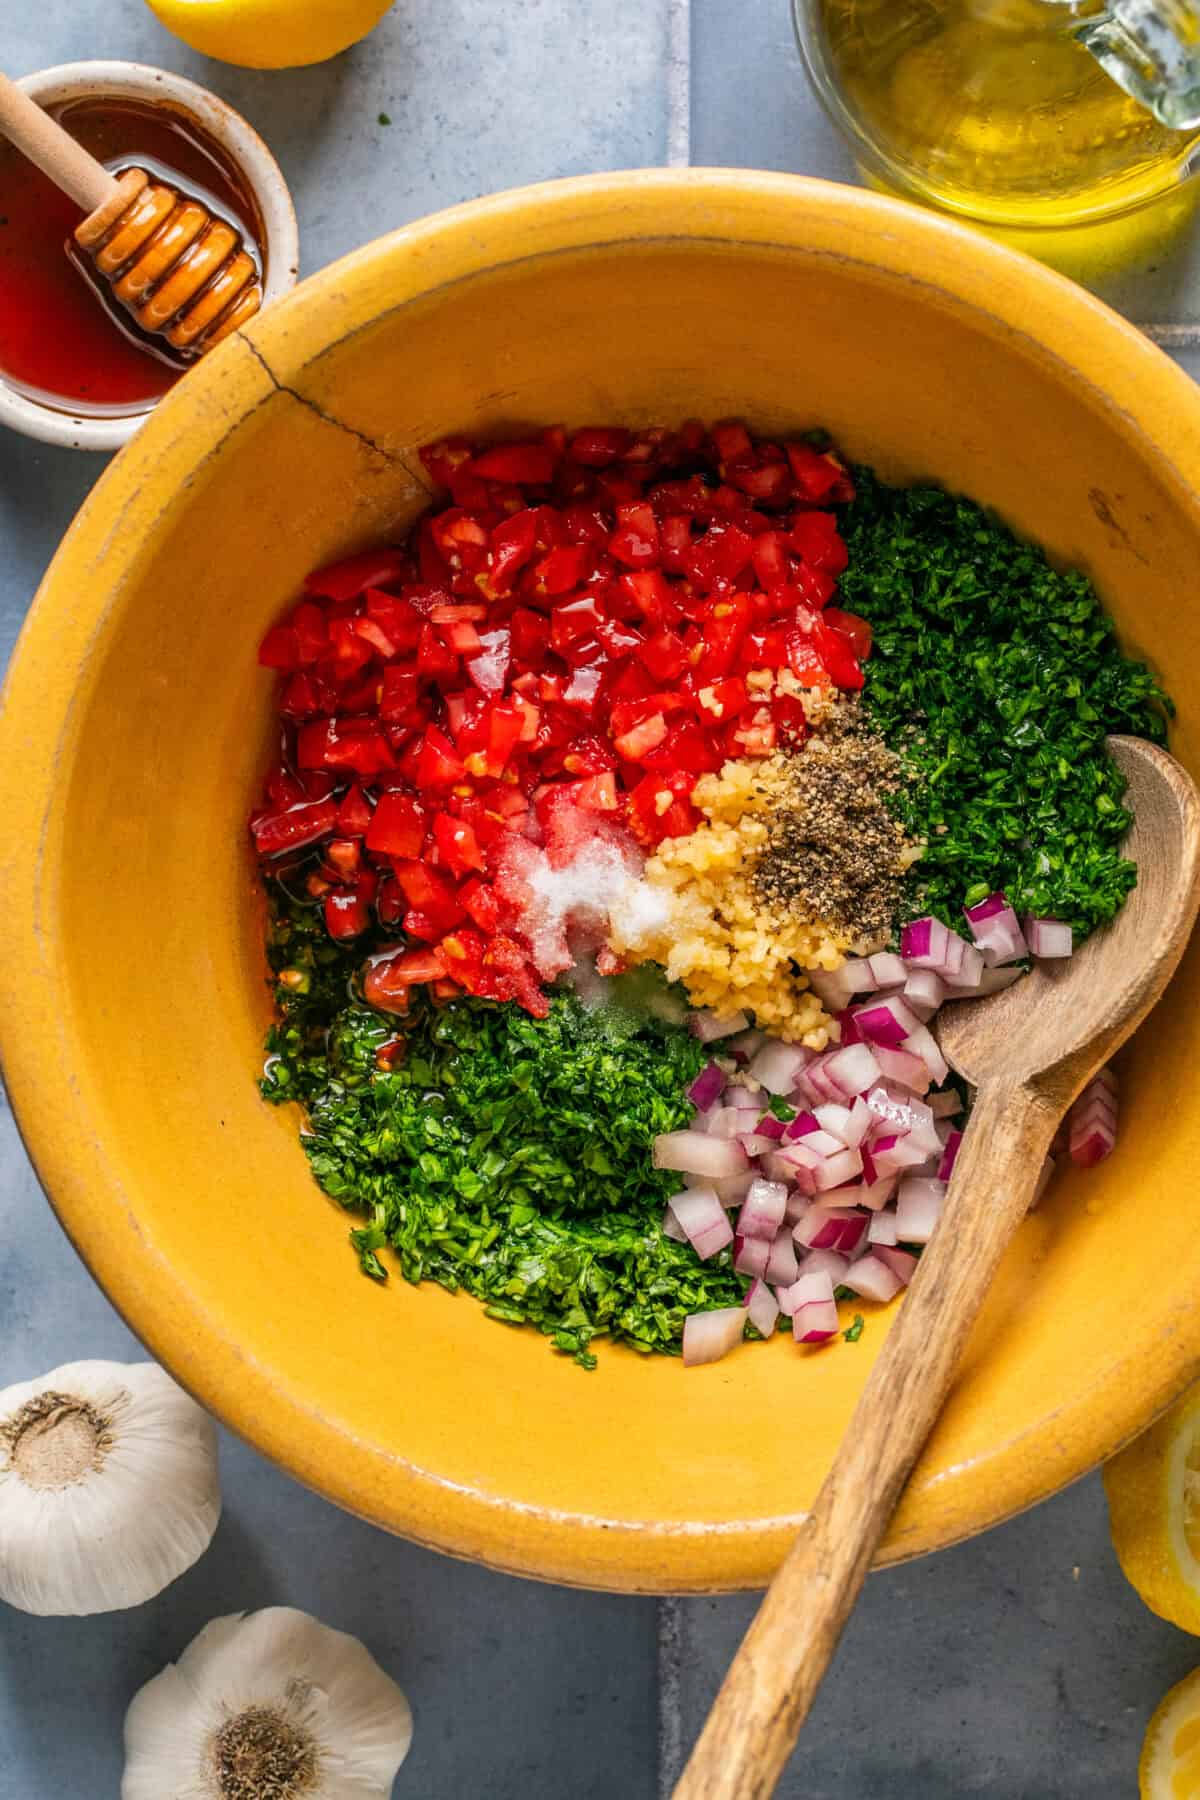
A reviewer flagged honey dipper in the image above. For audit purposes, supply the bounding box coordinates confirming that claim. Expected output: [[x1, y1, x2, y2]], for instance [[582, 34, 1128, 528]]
[[0, 70, 261, 356]]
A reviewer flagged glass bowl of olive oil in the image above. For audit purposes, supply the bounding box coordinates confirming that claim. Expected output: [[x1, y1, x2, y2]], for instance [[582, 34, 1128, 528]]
[[794, 0, 1200, 264]]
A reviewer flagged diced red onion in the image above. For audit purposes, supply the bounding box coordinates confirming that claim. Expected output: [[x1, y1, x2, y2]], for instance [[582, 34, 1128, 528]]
[[662, 1204, 688, 1243], [811, 1147, 865, 1191], [868, 1132, 929, 1178], [894, 1176, 945, 1243], [689, 1009, 751, 1043], [734, 1233, 771, 1277], [795, 1057, 841, 1104], [871, 1045, 931, 1094], [748, 1039, 813, 1094], [744, 1278, 780, 1338], [902, 968, 946, 1018], [836, 1009, 863, 1047], [901, 1024, 949, 1086], [726, 1027, 765, 1063], [834, 1096, 873, 1149], [963, 891, 1008, 926], [739, 1131, 782, 1157], [868, 951, 907, 989], [687, 1169, 755, 1206], [807, 958, 875, 1012], [941, 931, 965, 979], [706, 1106, 744, 1140], [795, 1204, 868, 1255], [794, 1302, 840, 1344], [682, 1307, 745, 1366], [796, 1246, 851, 1287], [938, 1129, 962, 1182], [754, 1112, 786, 1142], [813, 1103, 852, 1141], [852, 997, 922, 1048], [784, 1190, 810, 1225], [782, 1269, 840, 1344], [964, 893, 1029, 966], [765, 1227, 800, 1289], [943, 940, 985, 990], [654, 1131, 748, 1178], [1068, 1067, 1118, 1166], [1024, 916, 1073, 959], [928, 1087, 962, 1119], [687, 1061, 727, 1111], [858, 1174, 898, 1211], [736, 1177, 789, 1242], [866, 1210, 898, 1246], [901, 916, 950, 967], [873, 1245, 919, 1286], [843, 1253, 903, 1304], [724, 1084, 760, 1113], [763, 1150, 814, 1191], [823, 1042, 883, 1097], [668, 1187, 735, 1260]]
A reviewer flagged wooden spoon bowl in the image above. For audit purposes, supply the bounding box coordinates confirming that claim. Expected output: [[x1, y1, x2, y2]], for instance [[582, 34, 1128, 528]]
[[676, 735, 1200, 1800]]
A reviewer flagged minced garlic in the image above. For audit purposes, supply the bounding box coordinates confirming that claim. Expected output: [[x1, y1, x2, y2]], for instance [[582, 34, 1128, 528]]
[[608, 757, 854, 1045]]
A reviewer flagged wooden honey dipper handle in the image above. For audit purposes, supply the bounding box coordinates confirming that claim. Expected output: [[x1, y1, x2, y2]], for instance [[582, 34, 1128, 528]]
[[0, 68, 262, 357], [0, 70, 119, 213]]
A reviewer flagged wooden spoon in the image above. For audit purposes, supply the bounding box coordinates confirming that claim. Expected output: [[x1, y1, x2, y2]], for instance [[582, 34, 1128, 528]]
[[675, 735, 1200, 1800], [0, 69, 261, 357]]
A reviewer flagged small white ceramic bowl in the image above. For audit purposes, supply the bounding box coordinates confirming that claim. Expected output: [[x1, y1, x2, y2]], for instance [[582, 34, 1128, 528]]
[[0, 61, 299, 453]]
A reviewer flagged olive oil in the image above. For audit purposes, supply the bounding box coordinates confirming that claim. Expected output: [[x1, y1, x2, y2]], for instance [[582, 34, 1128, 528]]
[[809, 0, 1200, 226]]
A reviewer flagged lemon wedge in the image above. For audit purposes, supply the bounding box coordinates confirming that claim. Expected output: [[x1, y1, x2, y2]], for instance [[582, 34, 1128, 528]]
[[1105, 1384, 1200, 1635], [1140, 1668, 1200, 1797], [142, 0, 394, 68]]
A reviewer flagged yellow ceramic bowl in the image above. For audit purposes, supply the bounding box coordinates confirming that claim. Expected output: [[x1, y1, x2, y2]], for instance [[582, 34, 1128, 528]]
[[5, 170, 1200, 1594]]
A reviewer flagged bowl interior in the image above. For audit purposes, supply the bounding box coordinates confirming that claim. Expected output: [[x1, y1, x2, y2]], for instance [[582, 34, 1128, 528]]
[[8, 174, 1200, 1591]]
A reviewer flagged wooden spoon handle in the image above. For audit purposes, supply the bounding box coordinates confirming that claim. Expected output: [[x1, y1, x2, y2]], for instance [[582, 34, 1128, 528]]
[[0, 70, 119, 214], [674, 1078, 1060, 1800]]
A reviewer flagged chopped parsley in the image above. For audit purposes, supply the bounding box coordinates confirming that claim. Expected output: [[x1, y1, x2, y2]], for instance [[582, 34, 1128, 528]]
[[839, 473, 1172, 938], [843, 1313, 865, 1343], [377, 110, 392, 125], [262, 888, 742, 1366]]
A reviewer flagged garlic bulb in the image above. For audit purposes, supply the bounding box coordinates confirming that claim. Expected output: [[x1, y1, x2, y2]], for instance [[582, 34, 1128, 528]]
[[122, 1607, 414, 1800], [0, 1359, 220, 1615]]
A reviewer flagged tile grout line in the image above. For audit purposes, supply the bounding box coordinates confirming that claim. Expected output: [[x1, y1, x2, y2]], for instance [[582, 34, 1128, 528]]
[[1137, 320, 1200, 347], [665, 0, 691, 168], [656, 1595, 686, 1798]]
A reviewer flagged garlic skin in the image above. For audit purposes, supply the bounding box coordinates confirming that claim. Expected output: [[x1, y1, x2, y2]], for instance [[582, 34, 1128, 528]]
[[0, 1359, 220, 1615], [122, 1607, 414, 1800]]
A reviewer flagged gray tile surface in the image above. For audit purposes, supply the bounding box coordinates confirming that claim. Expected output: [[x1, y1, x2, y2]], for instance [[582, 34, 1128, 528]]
[[661, 1480, 1200, 1797], [5, 2, 1200, 1796]]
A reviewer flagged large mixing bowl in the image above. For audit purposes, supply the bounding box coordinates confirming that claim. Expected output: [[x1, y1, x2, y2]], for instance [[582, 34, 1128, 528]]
[[4, 171, 1200, 1593]]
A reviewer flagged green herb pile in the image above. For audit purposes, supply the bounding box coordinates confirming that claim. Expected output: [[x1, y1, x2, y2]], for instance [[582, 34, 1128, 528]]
[[262, 891, 743, 1366], [839, 473, 1172, 936]]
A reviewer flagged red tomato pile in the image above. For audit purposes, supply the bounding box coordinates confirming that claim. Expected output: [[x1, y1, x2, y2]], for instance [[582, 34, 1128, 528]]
[[249, 420, 872, 1017]]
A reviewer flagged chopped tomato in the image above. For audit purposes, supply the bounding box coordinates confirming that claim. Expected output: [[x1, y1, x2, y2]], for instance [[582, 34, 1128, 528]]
[[304, 548, 409, 603], [471, 442, 557, 485], [252, 419, 870, 1017], [824, 607, 872, 659], [365, 791, 426, 858], [251, 798, 337, 858]]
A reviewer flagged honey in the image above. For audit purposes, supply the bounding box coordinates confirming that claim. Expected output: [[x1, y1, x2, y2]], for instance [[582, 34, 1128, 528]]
[[0, 94, 263, 417]]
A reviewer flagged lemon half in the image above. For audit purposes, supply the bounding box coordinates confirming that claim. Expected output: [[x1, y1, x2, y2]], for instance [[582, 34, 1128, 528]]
[[143, 0, 394, 69], [1105, 1385, 1200, 1635], [1141, 1668, 1200, 1797]]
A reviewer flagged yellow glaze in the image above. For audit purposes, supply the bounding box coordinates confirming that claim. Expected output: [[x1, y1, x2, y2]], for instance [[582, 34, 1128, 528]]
[[5, 171, 1200, 1594]]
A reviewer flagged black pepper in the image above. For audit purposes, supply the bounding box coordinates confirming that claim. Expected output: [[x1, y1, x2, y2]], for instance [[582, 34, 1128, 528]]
[[752, 701, 915, 945]]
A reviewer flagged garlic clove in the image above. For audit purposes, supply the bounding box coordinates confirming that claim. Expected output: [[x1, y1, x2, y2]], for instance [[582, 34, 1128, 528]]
[[0, 1359, 220, 1615], [122, 1606, 413, 1799]]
